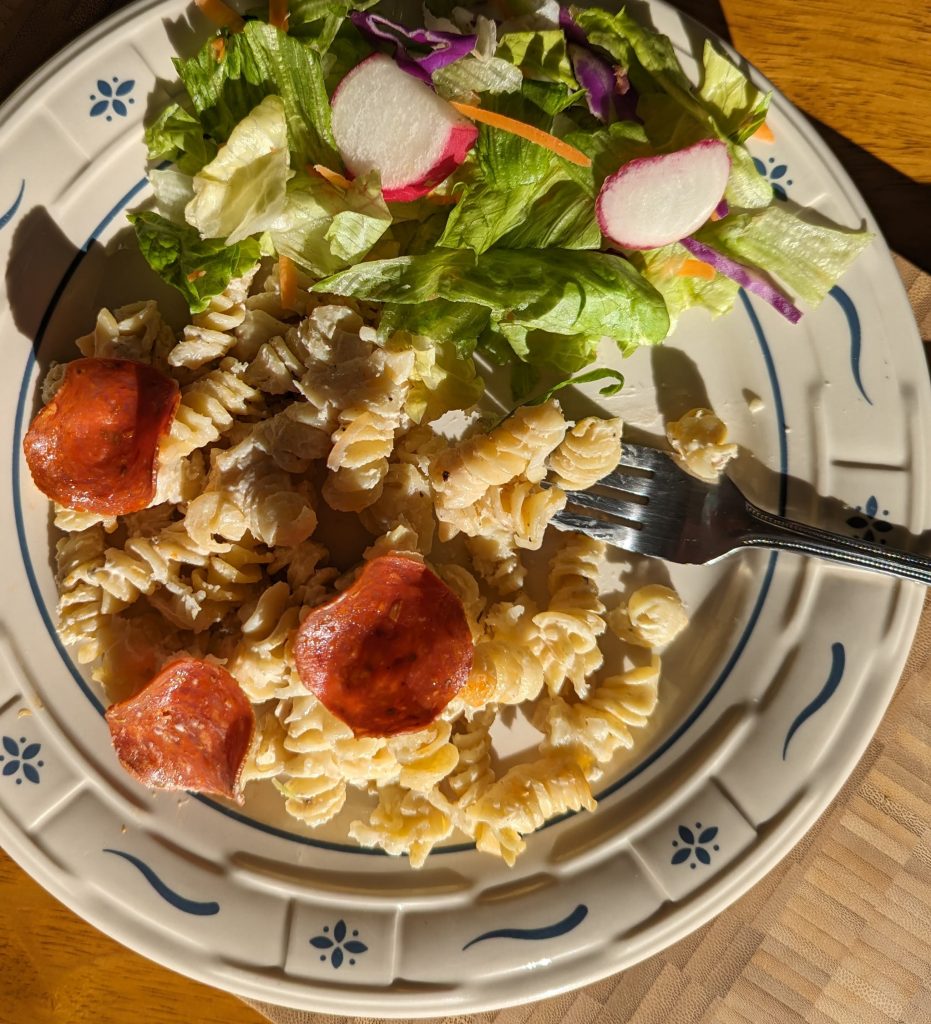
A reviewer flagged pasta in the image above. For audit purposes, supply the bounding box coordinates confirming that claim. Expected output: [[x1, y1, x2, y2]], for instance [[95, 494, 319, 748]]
[[76, 300, 174, 370], [548, 416, 623, 490], [467, 753, 596, 866], [430, 401, 567, 511], [666, 407, 738, 481], [44, 278, 699, 869], [535, 656, 662, 777], [350, 785, 455, 868], [607, 584, 688, 648], [55, 526, 108, 664], [532, 534, 607, 696], [168, 266, 259, 369]]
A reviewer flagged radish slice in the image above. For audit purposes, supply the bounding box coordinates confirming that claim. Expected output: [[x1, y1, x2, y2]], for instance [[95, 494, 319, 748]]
[[596, 140, 731, 250], [331, 54, 478, 202]]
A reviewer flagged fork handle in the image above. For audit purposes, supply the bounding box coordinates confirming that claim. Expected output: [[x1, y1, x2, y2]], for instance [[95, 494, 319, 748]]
[[738, 502, 931, 586]]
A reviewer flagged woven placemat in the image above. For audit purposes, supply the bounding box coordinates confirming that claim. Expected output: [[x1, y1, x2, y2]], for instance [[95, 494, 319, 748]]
[[241, 269, 931, 1024]]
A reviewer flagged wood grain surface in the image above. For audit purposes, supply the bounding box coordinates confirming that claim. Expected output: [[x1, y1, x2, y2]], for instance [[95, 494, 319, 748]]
[[0, 1, 929, 1023]]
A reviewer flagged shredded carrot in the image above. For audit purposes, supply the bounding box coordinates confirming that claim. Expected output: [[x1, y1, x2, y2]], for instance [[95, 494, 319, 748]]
[[279, 255, 299, 312], [311, 163, 352, 190], [210, 36, 226, 62], [676, 258, 716, 281], [709, 208, 722, 222], [752, 121, 775, 143], [186, 269, 207, 282], [268, 0, 289, 30], [194, 0, 245, 33], [449, 101, 592, 168]]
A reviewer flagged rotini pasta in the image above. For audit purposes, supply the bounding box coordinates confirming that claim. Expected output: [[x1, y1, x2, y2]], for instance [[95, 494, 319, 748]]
[[666, 407, 738, 482], [349, 785, 454, 868], [535, 656, 661, 776], [44, 280, 684, 868], [467, 752, 596, 866], [430, 400, 567, 511], [607, 584, 688, 648], [168, 265, 259, 369], [548, 416, 623, 490], [532, 533, 606, 697], [76, 300, 174, 370]]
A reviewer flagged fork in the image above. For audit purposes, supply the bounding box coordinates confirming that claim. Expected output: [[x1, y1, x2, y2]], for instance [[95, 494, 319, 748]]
[[552, 441, 931, 585]]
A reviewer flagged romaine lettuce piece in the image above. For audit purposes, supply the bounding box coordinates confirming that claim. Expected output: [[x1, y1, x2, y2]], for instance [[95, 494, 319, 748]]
[[313, 247, 670, 351], [185, 94, 293, 244], [129, 211, 261, 313]]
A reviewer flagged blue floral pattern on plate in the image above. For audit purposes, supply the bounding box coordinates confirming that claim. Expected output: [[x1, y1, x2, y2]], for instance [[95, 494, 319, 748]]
[[846, 496, 892, 543], [0, 735, 43, 784], [671, 823, 720, 868], [310, 920, 368, 968], [89, 77, 136, 121], [752, 156, 792, 200]]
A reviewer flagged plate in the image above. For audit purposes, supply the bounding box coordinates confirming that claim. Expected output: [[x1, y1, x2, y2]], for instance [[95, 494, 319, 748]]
[[0, 0, 926, 1015]]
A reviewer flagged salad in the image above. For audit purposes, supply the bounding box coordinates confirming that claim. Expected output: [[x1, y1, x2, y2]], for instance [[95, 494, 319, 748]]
[[134, 0, 872, 403]]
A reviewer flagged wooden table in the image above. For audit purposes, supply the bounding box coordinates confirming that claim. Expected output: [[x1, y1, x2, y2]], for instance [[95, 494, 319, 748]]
[[1, 2, 929, 1023]]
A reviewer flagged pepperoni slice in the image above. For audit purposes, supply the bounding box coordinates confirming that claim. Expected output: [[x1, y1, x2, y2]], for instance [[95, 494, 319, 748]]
[[105, 658, 255, 799], [294, 554, 473, 737], [23, 357, 180, 516]]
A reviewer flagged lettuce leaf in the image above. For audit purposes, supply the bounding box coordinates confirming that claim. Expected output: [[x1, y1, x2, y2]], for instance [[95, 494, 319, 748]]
[[697, 41, 770, 143], [379, 298, 490, 352], [400, 334, 485, 422], [144, 103, 216, 174], [175, 20, 337, 167], [495, 30, 578, 88], [129, 211, 261, 313], [630, 243, 740, 327], [313, 248, 670, 351], [694, 206, 872, 306], [270, 172, 390, 275], [497, 178, 601, 249], [149, 166, 195, 223], [572, 7, 769, 146], [185, 94, 293, 244], [432, 55, 523, 98]]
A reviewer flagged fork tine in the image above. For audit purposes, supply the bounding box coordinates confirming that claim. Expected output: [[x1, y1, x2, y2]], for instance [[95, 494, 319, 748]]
[[596, 468, 654, 498], [552, 510, 647, 550], [564, 489, 649, 524], [618, 441, 674, 474]]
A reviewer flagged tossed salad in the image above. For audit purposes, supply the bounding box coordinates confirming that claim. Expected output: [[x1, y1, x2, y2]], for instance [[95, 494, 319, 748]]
[[134, 0, 871, 400]]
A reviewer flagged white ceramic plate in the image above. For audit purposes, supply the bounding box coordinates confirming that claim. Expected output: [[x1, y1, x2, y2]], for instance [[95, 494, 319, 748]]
[[0, 0, 926, 1015]]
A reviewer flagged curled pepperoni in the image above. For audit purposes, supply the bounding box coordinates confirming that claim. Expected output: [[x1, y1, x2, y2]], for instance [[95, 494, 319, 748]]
[[294, 554, 473, 737], [23, 357, 179, 515], [105, 658, 255, 799]]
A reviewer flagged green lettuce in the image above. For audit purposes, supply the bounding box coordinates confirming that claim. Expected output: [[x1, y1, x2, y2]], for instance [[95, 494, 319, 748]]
[[129, 212, 261, 313], [378, 300, 490, 353], [572, 7, 769, 146], [400, 334, 485, 422], [697, 41, 770, 143], [270, 172, 390, 275], [695, 206, 873, 306], [433, 55, 523, 99], [313, 248, 670, 353], [630, 243, 740, 327], [497, 178, 601, 250], [495, 31, 579, 89], [175, 20, 338, 167], [144, 103, 216, 174], [186, 94, 293, 243]]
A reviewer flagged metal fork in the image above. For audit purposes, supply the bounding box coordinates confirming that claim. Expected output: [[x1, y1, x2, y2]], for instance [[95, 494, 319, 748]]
[[553, 441, 931, 585]]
